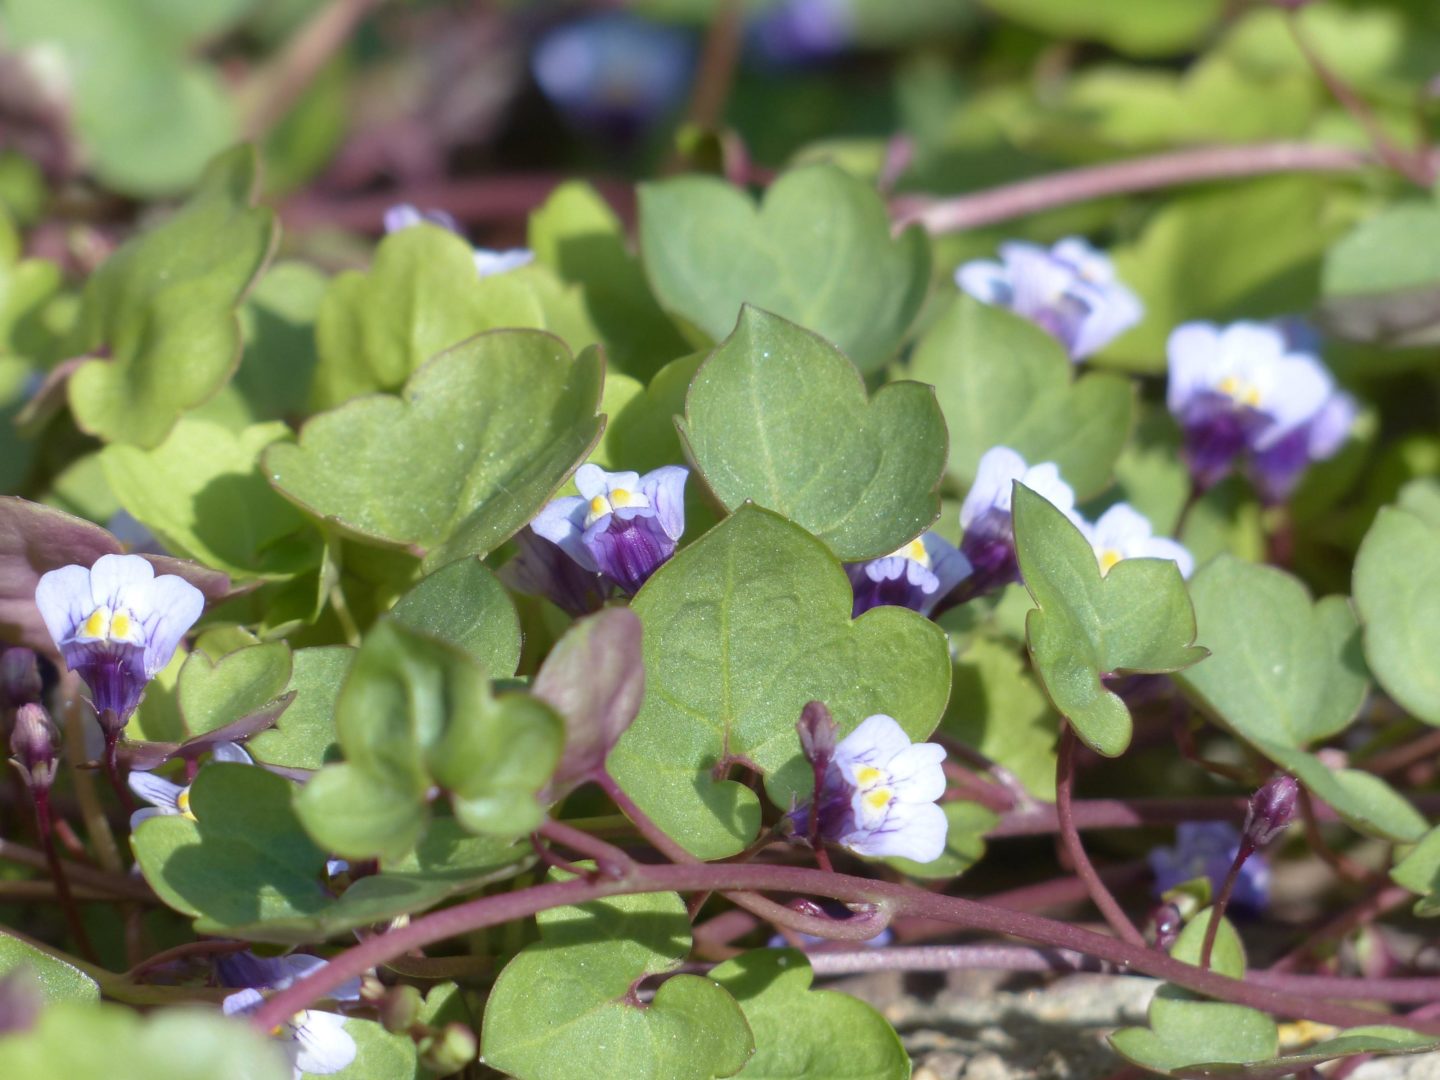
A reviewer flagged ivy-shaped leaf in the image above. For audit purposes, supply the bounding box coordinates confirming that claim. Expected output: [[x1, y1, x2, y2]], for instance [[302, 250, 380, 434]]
[[311, 225, 596, 409], [908, 296, 1134, 498], [176, 641, 292, 737], [390, 556, 521, 677], [608, 505, 951, 860], [482, 878, 753, 1080], [708, 949, 908, 1080], [678, 307, 946, 561], [65, 145, 277, 447], [639, 163, 930, 375], [246, 646, 352, 770], [1014, 483, 1207, 757], [267, 329, 604, 572], [294, 620, 563, 862], [1353, 506, 1440, 726]]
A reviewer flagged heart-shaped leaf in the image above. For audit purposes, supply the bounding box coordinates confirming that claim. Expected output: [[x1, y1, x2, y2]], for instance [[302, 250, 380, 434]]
[[533, 607, 645, 797], [1175, 556, 1368, 750], [65, 145, 277, 447], [101, 419, 317, 580], [245, 646, 352, 770], [266, 329, 605, 571], [1014, 483, 1207, 757], [390, 556, 521, 677], [529, 180, 690, 381], [708, 949, 908, 1080], [639, 163, 930, 374], [176, 641, 292, 738], [1392, 824, 1440, 916], [1353, 506, 1440, 726], [678, 307, 946, 561], [908, 296, 1134, 498], [1254, 740, 1426, 843], [608, 504, 951, 860], [311, 225, 596, 409], [294, 620, 563, 862], [481, 876, 753, 1080]]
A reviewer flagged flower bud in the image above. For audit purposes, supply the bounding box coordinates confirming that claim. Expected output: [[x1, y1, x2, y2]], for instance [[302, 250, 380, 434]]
[[1149, 902, 1183, 951], [0, 647, 42, 710], [1243, 774, 1299, 848], [9, 702, 57, 793], [418, 1022, 478, 1076], [797, 701, 837, 771], [377, 984, 424, 1035]]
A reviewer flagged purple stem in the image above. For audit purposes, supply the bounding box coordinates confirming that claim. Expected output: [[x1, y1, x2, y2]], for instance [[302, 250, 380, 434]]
[[246, 859, 1440, 1036], [32, 791, 96, 963], [1200, 840, 1255, 971], [891, 143, 1411, 235]]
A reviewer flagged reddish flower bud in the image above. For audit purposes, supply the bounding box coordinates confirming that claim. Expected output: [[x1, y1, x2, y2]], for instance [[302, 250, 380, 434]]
[[797, 700, 838, 770], [9, 702, 57, 793], [1244, 774, 1299, 848]]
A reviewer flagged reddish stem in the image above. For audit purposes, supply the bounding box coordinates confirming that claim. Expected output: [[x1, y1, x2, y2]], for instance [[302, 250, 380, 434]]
[[33, 792, 97, 963], [1200, 841, 1254, 971], [1055, 726, 1146, 948]]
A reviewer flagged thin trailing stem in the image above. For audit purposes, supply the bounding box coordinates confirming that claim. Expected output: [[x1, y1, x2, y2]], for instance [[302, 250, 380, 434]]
[[246, 859, 1440, 1036], [1055, 725, 1146, 948], [0, 838, 153, 899], [536, 819, 635, 880], [1200, 840, 1254, 971], [31, 791, 96, 963]]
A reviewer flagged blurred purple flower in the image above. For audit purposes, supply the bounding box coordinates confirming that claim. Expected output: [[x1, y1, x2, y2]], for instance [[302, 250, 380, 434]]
[[1166, 321, 1353, 501], [1079, 504, 1193, 579], [957, 446, 1079, 598], [531, 14, 693, 141], [1148, 822, 1269, 914], [956, 238, 1142, 361], [749, 0, 854, 65], [216, 951, 361, 1003], [383, 202, 533, 278], [35, 554, 203, 733], [531, 464, 688, 595], [846, 533, 972, 618], [791, 714, 948, 862]]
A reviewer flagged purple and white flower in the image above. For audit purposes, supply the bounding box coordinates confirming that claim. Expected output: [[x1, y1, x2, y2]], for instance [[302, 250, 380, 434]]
[[791, 714, 948, 862], [956, 237, 1142, 361], [128, 742, 252, 830], [499, 526, 613, 617], [1166, 321, 1353, 500], [1149, 821, 1269, 914], [35, 554, 203, 732], [223, 989, 356, 1079], [216, 951, 362, 1004], [1080, 504, 1194, 579], [383, 202, 533, 278], [531, 464, 688, 595], [957, 447, 1079, 599], [846, 533, 972, 618], [749, 0, 854, 65]]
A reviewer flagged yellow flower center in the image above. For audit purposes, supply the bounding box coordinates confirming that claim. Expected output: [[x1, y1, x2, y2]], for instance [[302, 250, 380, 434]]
[[1098, 549, 1123, 575], [892, 538, 930, 567], [1218, 375, 1262, 408], [77, 606, 141, 646], [583, 487, 649, 527], [863, 788, 894, 813], [176, 787, 196, 821]]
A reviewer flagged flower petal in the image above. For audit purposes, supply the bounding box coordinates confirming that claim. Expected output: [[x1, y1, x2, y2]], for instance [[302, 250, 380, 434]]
[[641, 466, 689, 541], [134, 573, 205, 678], [291, 1011, 357, 1076], [88, 554, 157, 612], [127, 770, 184, 812], [530, 497, 594, 571], [845, 799, 949, 862], [35, 564, 94, 651], [210, 741, 254, 765], [961, 446, 1027, 527]]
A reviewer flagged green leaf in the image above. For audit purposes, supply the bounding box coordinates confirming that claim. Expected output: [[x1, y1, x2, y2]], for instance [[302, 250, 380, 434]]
[[609, 505, 951, 860], [482, 879, 753, 1080], [1353, 506, 1440, 726], [267, 329, 604, 571], [639, 164, 930, 374], [1321, 201, 1440, 347], [176, 640, 292, 737], [980, 0, 1224, 55], [1014, 484, 1206, 757], [311, 226, 596, 409], [0, 1001, 292, 1080], [1254, 741, 1426, 843], [133, 763, 331, 928], [1176, 556, 1367, 750], [294, 620, 563, 861], [678, 307, 946, 561], [908, 296, 1133, 498], [608, 352, 704, 472], [65, 145, 277, 446], [235, 260, 328, 421], [331, 1018, 420, 1080], [943, 635, 1058, 800], [390, 556, 521, 677], [102, 419, 316, 579], [709, 949, 907, 1079], [246, 646, 352, 770], [1392, 825, 1440, 916], [529, 180, 691, 381], [0, 932, 100, 1004]]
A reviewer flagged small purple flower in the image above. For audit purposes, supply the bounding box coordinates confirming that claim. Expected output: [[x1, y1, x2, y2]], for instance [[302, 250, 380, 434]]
[[1080, 504, 1194, 579], [749, 0, 854, 65], [383, 202, 533, 279], [1166, 321, 1351, 500], [846, 533, 972, 618], [223, 988, 356, 1079], [791, 714, 948, 862], [35, 554, 204, 732], [1148, 822, 1269, 914], [499, 526, 613, 617], [531, 14, 694, 142], [956, 237, 1142, 361], [216, 951, 362, 1003], [957, 447, 1079, 599], [128, 742, 252, 830], [531, 464, 688, 595]]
